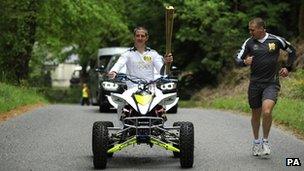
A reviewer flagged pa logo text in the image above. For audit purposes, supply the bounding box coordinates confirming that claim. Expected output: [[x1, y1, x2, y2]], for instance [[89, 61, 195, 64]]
[[286, 158, 301, 166]]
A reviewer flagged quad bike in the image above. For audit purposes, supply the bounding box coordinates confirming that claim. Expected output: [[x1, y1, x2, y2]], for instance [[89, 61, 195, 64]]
[[92, 74, 194, 169]]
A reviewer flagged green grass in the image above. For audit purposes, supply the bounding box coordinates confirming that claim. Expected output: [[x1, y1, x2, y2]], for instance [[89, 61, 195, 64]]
[[273, 98, 304, 133], [0, 82, 47, 114], [0, 83, 82, 115]]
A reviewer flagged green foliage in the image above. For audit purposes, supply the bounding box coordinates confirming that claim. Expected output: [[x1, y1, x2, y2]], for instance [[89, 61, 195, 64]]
[[0, 0, 40, 83], [0, 0, 301, 88], [121, 0, 166, 50], [0, 82, 47, 113], [0, 0, 131, 83], [36, 0, 132, 70]]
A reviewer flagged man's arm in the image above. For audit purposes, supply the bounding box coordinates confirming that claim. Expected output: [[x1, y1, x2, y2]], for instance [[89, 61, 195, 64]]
[[108, 53, 128, 78], [153, 53, 164, 73], [281, 39, 296, 71], [153, 52, 173, 74], [235, 38, 250, 67], [273, 35, 296, 77]]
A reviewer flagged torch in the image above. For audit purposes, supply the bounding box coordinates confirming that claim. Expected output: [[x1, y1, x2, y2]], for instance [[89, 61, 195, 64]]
[[165, 6, 174, 75]]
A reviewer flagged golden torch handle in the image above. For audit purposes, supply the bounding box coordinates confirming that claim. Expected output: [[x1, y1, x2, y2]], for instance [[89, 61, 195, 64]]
[[165, 6, 174, 75]]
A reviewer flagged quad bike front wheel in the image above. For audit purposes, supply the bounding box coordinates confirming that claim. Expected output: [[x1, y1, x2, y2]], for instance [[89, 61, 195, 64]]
[[179, 121, 194, 168], [92, 121, 110, 169]]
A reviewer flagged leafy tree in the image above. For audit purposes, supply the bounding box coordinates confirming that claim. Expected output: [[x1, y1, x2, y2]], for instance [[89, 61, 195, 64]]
[[1, 0, 301, 90], [0, 0, 131, 84], [0, 0, 41, 83], [36, 0, 131, 78]]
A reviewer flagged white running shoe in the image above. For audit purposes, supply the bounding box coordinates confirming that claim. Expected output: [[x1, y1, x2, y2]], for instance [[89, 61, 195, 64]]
[[261, 141, 271, 156], [252, 143, 261, 156]]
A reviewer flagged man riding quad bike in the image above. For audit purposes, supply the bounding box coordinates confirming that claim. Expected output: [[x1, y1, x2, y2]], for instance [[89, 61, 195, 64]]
[[92, 74, 194, 169]]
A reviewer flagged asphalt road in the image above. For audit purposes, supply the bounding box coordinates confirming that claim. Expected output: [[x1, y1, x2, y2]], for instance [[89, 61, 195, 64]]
[[0, 104, 303, 170]]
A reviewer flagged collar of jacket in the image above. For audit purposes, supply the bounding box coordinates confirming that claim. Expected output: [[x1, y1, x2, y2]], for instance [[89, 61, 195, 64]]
[[130, 46, 151, 52]]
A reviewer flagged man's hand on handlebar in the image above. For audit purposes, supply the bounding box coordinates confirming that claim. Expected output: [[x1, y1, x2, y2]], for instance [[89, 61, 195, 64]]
[[107, 71, 117, 79]]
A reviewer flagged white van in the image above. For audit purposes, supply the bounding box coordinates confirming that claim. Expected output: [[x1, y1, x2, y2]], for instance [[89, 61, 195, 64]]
[[89, 47, 129, 111]]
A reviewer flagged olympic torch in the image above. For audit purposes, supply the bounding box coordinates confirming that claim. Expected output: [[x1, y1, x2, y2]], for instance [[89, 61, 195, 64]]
[[165, 6, 174, 75]]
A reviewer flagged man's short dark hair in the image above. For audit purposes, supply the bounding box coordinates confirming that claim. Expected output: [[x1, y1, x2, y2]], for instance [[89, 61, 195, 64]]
[[249, 17, 266, 29], [133, 26, 149, 36]]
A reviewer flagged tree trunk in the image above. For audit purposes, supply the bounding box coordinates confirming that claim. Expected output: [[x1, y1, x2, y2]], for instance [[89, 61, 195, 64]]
[[299, 3, 304, 39], [15, 0, 39, 83]]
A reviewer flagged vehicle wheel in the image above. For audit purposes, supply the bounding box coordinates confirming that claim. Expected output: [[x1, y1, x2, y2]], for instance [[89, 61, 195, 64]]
[[92, 121, 114, 157], [92, 121, 109, 169], [167, 104, 178, 114], [99, 103, 110, 113], [172, 122, 181, 157], [179, 122, 194, 168], [102, 121, 114, 127]]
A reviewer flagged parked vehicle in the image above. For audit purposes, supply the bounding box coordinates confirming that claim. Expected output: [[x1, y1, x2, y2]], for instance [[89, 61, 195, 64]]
[[89, 47, 129, 112], [92, 73, 194, 169], [69, 66, 82, 87]]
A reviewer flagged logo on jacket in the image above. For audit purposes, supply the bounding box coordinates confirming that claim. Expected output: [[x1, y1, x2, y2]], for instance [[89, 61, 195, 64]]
[[253, 44, 259, 50], [268, 43, 276, 51], [143, 55, 152, 63]]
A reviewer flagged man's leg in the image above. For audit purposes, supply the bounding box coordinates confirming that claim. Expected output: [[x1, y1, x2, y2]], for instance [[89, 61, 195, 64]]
[[260, 83, 279, 156], [86, 98, 90, 105], [251, 107, 262, 156], [251, 107, 262, 140], [261, 99, 275, 139], [248, 82, 264, 156]]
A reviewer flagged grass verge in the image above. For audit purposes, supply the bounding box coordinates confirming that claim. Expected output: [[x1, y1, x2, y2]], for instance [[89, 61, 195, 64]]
[[0, 82, 48, 114]]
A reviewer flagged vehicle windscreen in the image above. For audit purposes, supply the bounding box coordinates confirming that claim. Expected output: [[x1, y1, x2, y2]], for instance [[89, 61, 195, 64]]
[[105, 54, 121, 71], [98, 55, 112, 70]]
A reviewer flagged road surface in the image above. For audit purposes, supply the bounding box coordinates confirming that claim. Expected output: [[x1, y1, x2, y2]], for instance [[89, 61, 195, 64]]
[[0, 105, 303, 170]]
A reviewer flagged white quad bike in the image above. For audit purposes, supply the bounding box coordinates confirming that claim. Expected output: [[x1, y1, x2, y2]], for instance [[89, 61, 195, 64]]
[[92, 73, 194, 169]]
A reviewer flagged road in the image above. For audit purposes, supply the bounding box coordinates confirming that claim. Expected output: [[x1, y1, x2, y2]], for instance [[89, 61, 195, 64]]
[[0, 104, 303, 170]]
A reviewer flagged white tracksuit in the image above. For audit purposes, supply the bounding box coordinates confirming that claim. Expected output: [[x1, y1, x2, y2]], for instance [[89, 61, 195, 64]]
[[110, 47, 164, 84]]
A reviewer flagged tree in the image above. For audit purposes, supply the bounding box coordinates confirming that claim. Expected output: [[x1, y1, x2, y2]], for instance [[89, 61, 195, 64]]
[[299, 2, 304, 39], [0, 0, 41, 83], [0, 0, 131, 84]]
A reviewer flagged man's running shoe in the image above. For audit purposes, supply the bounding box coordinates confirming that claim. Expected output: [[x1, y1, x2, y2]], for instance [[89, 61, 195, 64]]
[[252, 142, 261, 156], [261, 141, 271, 156]]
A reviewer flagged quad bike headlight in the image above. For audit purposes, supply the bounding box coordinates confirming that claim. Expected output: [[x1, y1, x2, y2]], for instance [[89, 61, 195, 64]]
[[102, 81, 119, 91], [160, 82, 177, 91]]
